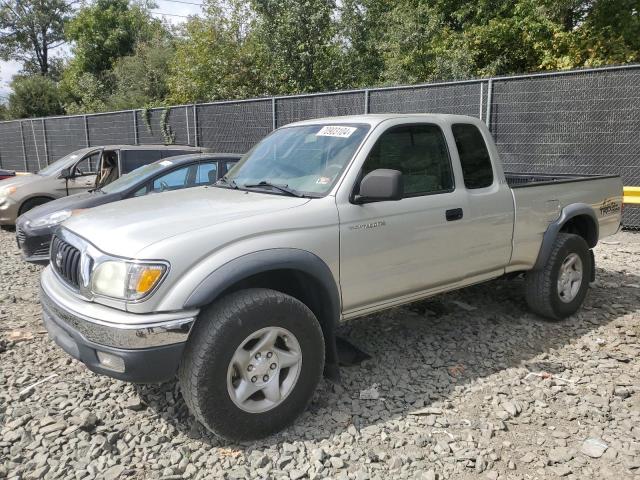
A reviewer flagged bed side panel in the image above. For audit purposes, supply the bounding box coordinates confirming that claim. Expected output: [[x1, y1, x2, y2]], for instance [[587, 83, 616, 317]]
[[509, 177, 623, 271]]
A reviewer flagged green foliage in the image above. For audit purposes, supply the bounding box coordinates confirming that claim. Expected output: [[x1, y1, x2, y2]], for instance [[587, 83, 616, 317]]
[[65, 0, 162, 76], [250, 0, 346, 94], [0, 0, 71, 76], [7, 75, 64, 118], [167, 2, 264, 103], [109, 33, 175, 110], [3, 0, 640, 119], [160, 108, 175, 144]]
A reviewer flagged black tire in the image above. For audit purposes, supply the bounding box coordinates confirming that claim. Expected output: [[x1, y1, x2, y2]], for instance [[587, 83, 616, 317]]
[[178, 288, 325, 441], [19, 197, 51, 217], [525, 233, 592, 320]]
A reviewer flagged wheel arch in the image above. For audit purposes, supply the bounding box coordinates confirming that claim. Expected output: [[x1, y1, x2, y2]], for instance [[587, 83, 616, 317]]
[[18, 195, 56, 216], [184, 249, 341, 381], [533, 203, 598, 271]]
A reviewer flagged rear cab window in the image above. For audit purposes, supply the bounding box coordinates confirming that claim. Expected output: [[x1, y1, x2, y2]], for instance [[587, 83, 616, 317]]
[[451, 124, 494, 189]]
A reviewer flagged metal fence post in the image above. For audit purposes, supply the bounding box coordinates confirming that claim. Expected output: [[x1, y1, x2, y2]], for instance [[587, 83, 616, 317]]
[[364, 89, 370, 114], [185, 107, 191, 145], [19, 121, 28, 171], [192, 104, 199, 147], [84, 115, 90, 147], [272, 97, 277, 130], [30, 120, 42, 171], [485, 79, 493, 131], [133, 110, 139, 145], [42, 119, 49, 165], [479, 82, 484, 119]]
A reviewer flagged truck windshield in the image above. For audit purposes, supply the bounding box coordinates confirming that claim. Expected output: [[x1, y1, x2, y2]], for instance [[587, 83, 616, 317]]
[[223, 124, 370, 197]]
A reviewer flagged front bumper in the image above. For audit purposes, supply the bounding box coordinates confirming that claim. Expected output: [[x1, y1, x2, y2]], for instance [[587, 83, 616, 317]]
[[16, 223, 52, 264], [40, 267, 198, 383], [0, 196, 19, 225]]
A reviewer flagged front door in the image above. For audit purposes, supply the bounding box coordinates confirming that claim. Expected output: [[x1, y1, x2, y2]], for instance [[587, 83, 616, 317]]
[[338, 123, 470, 314], [64, 150, 100, 195]]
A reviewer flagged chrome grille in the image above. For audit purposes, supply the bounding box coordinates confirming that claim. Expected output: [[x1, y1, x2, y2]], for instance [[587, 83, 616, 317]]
[[50, 236, 82, 289]]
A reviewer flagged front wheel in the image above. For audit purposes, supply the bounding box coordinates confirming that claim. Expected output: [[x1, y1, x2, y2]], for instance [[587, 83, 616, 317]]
[[525, 233, 592, 320], [178, 288, 325, 441]]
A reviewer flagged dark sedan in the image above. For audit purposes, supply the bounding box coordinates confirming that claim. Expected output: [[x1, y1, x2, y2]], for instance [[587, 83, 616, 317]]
[[0, 169, 16, 181], [16, 153, 241, 264]]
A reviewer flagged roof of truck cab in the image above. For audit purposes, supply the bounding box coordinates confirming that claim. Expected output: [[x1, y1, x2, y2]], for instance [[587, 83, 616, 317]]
[[285, 113, 483, 128]]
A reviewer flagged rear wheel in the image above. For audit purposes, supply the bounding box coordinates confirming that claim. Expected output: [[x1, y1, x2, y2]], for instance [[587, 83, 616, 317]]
[[525, 233, 592, 320], [178, 288, 325, 441]]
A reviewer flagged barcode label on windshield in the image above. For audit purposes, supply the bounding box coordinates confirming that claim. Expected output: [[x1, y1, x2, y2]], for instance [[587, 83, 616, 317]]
[[317, 126, 357, 138]]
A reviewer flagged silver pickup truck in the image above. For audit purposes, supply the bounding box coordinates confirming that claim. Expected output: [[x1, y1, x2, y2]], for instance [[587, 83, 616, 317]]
[[39, 114, 622, 440]]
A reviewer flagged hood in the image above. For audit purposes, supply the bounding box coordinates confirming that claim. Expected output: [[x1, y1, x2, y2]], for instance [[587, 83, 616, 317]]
[[62, 186, 310, 257], [0, 173, 39, 191], [21, 191, 116, 224]]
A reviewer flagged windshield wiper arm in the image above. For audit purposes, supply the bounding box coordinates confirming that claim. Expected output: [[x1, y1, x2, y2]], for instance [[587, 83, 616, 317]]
[[243, 181, 305, 198]]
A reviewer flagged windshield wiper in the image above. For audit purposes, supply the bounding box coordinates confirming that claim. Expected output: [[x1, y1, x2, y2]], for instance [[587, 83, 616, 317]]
[[243, 181, 305, 198], [215, 176, 239, 189]]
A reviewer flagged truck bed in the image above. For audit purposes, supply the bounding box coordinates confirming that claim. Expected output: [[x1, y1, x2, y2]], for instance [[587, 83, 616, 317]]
[[506, 173, 623, 273], [505, 172, 619, 188]]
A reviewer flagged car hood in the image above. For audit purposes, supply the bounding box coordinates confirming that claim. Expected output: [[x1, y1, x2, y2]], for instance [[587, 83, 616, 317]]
[[0, 174, 40, 191], [62, 186, 311, 257], [20, 191, 116, 225]]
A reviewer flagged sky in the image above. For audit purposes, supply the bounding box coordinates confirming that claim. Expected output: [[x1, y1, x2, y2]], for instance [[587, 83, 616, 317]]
[[0, 0, 204, 100]]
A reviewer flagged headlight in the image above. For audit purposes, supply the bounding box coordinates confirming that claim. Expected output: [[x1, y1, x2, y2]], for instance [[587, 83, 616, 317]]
[[91, 260, 167, 301], [0, 186, 17, 198], [28, 210, 72, 228]]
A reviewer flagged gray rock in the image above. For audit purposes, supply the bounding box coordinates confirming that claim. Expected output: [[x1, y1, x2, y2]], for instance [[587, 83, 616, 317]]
[[103, 464, 126, 480], [581, 438, 608, 458]]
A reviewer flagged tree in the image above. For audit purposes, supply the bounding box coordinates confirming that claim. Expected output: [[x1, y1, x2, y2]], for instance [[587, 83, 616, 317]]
[[338, 0, 390, 88], [65, 0, 162, 76], [167, 1, 264, 103], [250, 0, 346, 94], [109, 32, 175, 109], [7, 74, 64, 118], [62, 0, 166, 112], [0, 0, 72, 76]]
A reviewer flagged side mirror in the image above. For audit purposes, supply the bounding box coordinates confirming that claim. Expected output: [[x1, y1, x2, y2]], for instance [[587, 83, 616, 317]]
[[354, 169, 404, 204], [59, 167, 73, 179]]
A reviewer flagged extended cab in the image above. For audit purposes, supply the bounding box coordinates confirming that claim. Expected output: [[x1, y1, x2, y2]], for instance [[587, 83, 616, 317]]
[[39, 114, 622, 440]]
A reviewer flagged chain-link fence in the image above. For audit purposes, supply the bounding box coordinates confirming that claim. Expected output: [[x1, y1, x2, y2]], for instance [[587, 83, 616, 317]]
[[0, 64, 638, 226]]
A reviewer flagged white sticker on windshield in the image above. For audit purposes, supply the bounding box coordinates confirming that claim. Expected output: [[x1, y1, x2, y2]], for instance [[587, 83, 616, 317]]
[[316, 126, 357, 138], [159, 160, 173, 166]]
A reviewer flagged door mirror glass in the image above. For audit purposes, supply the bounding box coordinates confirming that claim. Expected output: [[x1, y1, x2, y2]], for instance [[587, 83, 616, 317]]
[[355, 169, 404, 203]]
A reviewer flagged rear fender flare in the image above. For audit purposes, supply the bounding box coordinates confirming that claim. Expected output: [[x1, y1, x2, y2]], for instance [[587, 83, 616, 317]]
[[533, 203, 598, 270]]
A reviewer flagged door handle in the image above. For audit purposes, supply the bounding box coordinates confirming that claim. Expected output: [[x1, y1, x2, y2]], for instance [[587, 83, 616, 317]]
[[446, 208, 463, 221]]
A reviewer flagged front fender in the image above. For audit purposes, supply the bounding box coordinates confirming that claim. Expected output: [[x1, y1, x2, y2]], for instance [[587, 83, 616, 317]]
[[183, 248, 342, 381]]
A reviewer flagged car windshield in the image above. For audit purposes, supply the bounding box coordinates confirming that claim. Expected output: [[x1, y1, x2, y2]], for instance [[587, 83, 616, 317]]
[[223, 124, 370, 197], [37, 150, 90, 177], [100, 160, 172, 194]]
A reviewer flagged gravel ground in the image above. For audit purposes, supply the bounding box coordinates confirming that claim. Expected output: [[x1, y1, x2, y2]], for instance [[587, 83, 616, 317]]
[[1, 229, 639, 480]]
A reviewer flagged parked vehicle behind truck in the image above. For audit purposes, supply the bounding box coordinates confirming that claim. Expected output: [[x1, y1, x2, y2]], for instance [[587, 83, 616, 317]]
[[0, 145, 205, 226], [16, 153, 241, 264], [39, 114, 622, 440]]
